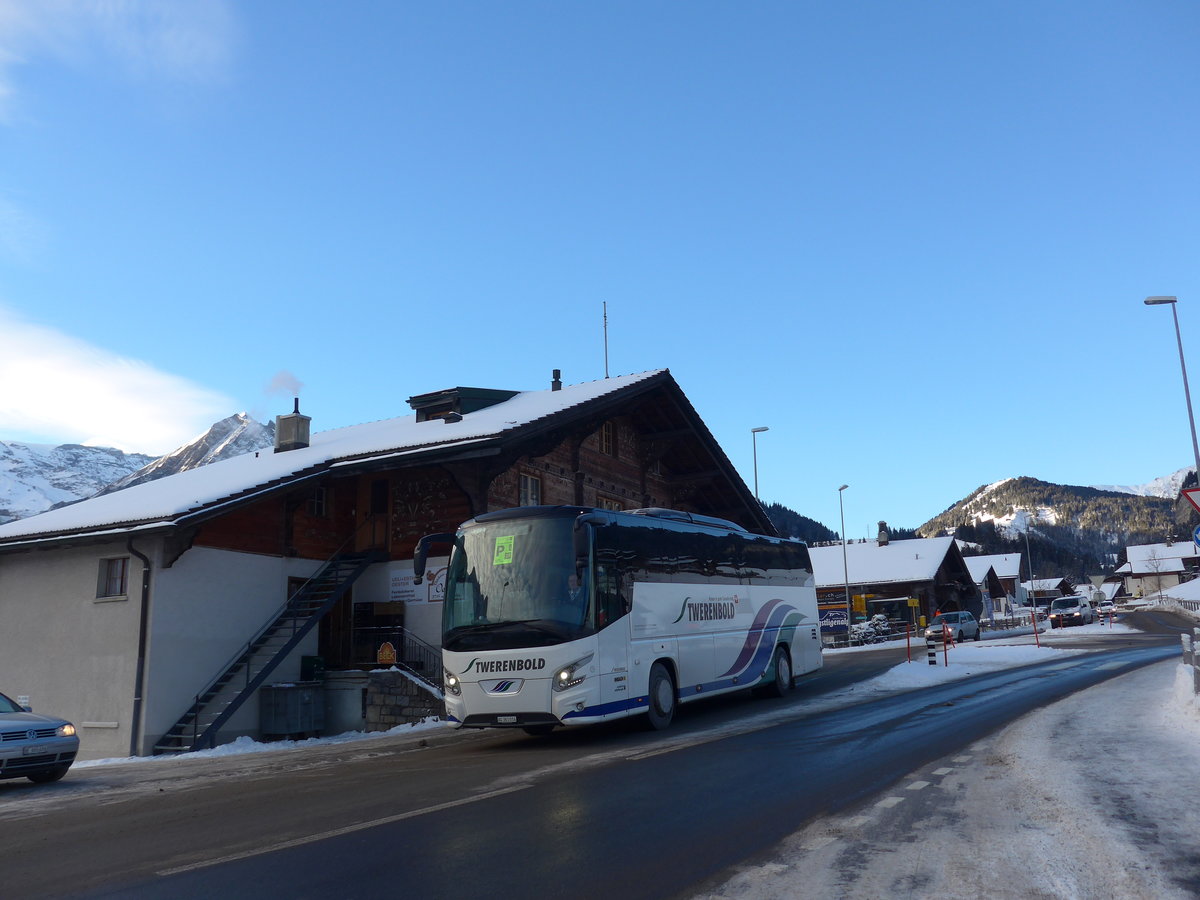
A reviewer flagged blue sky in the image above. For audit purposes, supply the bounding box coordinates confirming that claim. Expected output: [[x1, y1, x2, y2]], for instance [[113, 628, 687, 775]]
[[1, 1, 1198, 536]]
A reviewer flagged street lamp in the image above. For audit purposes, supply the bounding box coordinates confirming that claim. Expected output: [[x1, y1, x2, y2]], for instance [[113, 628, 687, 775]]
[[839, 484, 851, 644], [751, 427, 769, 500], [1144, 296, 1200, 478]]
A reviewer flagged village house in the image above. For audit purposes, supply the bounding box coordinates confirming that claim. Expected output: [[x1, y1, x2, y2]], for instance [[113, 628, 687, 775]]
[[0, 370, 772, 759], [1115, 540, 1200, 597], [807, 522, 978, 639], [961, 552, 1024, 617], [1022, 577, 1074, 600]]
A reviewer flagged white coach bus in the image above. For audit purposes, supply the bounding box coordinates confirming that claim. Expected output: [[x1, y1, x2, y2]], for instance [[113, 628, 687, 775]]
[[414, 505, 821, 734]]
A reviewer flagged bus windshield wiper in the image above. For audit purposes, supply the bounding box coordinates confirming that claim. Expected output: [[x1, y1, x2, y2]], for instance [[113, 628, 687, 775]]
[[447, 619, 568, 639]]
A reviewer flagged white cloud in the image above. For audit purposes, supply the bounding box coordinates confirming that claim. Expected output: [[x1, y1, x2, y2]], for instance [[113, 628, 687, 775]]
[[0, 0, 237, 122], [0, 305, 234, 453]]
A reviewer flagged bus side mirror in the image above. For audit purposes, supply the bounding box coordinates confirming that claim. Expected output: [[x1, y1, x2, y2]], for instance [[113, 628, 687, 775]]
[[413, 532, 455, 584]]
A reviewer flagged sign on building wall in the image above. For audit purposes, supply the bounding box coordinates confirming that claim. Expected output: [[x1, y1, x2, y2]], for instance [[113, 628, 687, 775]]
[[388, 558, 448, 604]]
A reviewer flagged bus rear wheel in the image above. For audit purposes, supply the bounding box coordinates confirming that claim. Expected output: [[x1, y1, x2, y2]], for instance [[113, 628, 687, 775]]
[[644, 662, 676, 730], [759, 646, 793, 699]]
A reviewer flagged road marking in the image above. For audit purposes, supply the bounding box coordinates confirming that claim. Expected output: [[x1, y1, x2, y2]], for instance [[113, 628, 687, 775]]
[[953, 756, 972, 763], [906, 780, 930, 791], [877, 796, 905, 809], [843, 815, 872, 828], [932, 767, 954, 776], [1096, 661, 1124, 670], [155, 784, 532, 877], [625, 732, 734, 760]]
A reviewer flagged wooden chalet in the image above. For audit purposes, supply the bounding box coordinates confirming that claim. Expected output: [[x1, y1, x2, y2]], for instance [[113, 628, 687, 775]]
[[0, 369, 770, 757]]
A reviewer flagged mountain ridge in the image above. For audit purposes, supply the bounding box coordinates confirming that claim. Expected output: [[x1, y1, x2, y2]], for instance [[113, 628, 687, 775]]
[[0, 414, 276, 525]]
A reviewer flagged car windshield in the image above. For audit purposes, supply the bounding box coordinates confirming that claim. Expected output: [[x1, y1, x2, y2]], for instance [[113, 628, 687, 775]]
[[931, 614, 955, 625], [1050, 599, 1078, 610], [0, 692, 23, 714]]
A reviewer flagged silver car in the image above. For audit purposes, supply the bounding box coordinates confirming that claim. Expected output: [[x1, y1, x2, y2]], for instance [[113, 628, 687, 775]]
[[925, 611, 981, 643], [0, 691, 79, 784]]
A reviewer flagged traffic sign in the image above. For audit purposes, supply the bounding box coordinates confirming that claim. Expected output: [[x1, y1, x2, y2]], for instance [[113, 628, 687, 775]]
[[1184, 487, 1200, 515], [1194, 523, 1200, 553]]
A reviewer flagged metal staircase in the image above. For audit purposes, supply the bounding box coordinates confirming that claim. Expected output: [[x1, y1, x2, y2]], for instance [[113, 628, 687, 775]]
[[153, 550, 384, 754]]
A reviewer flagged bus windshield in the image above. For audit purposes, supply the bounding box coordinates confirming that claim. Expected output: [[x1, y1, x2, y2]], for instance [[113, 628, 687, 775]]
[[442, 515, 593, 651]]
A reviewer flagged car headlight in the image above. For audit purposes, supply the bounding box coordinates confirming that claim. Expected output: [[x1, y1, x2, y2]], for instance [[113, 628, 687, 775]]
[[57, 723, 76, 737], [443, 668, 462, 697], [552, 654, 593, 693]]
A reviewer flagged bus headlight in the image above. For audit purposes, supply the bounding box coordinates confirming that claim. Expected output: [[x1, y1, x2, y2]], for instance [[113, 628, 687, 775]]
[[444, 668, 462, 696], [552, 654, 593, 693]]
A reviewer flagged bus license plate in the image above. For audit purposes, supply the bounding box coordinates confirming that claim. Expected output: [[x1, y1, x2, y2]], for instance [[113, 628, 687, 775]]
[[497, 716, 517, 724]]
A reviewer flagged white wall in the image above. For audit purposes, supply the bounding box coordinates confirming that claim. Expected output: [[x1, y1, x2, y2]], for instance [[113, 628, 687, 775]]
[[0, 539, 145, 760], [145, 547, 321, 753]]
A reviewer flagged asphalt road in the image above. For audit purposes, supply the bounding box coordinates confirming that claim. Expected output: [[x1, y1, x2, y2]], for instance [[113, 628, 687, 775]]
[[0, 613, 1185, 900]]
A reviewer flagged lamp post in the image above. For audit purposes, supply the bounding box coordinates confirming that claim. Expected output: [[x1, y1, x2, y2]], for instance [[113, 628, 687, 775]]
[[1144, 296, 1200, 478], [1021, 513, 1040, 647], [839, 484, 851, 644], [751, 427, 769, 500]]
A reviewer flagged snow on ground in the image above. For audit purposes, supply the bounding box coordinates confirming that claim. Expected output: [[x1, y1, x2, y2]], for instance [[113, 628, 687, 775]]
[[72, 718, 447, 770], [699, 607, 1200, 900]]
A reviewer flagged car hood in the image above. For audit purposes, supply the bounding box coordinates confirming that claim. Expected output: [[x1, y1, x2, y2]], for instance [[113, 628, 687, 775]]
[[0, 711, 69, 728]]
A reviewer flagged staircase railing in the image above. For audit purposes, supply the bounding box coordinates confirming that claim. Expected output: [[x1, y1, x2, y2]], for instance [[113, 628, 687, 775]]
[[155, 541, 384, 753], [392, 627, 444, 693]]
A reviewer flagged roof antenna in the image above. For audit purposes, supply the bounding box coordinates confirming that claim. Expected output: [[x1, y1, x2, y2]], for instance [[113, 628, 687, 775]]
[[603, 301, 610, 378]]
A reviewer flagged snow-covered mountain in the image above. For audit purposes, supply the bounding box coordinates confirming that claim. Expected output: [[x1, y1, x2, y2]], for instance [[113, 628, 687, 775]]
[[97, 414, 274, 495], [0, 414, 276, 524], [0, 442, 155, 524], [1092, 466, 1195, 499]]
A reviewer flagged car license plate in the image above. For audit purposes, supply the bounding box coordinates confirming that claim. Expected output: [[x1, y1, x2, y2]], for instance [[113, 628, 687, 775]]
[[22, 745, 42, 756], [497, 715, 517, 724]]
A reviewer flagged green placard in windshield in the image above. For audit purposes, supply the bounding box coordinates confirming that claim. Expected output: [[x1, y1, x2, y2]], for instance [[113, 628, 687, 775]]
[[494, 535, 514, 566]]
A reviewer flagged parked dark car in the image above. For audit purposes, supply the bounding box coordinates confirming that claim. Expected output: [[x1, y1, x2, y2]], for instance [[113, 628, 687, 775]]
[[0, 691, 79, 784]]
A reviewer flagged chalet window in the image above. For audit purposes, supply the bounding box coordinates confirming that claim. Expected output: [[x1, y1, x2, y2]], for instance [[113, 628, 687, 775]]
[[307, 486, 328, 518], [519, 473, 542, 507], [598, 496, 623, 512], [98, 557, 128, 599], [600, 422, 617, 457]]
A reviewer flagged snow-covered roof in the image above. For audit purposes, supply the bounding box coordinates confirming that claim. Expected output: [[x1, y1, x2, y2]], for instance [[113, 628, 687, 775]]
[[963, 553, 1022, 584], [808, 537, 958, 589], [0, 371, 666, 544], [1123, 541, 1199, 575]]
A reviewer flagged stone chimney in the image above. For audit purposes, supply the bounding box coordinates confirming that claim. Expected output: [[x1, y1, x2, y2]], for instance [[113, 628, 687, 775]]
[[877, 521, 889, 546]]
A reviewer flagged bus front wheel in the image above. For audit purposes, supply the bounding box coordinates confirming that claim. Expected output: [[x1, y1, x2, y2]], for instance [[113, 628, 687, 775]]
[[644, 662, 676, 730]]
